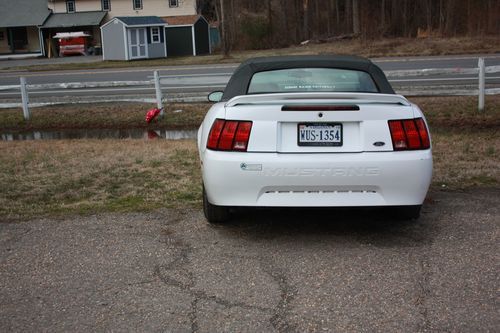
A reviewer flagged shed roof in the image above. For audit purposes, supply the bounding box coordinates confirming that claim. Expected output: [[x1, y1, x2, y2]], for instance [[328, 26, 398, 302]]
[[0, 0, 51, 27], [115, 16, 166, 26], [42, 11, 107, 28], [162, 15, 203, 26]]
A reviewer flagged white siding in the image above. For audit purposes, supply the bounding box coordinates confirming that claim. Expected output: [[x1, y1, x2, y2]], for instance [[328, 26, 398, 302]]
[[101, 19, 127, 60], [49, 0, 197, 20]]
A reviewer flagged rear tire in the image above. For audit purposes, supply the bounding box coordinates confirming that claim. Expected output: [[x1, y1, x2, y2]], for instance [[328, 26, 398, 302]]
[[203, 186, 230, 223], [394, 205, 422, 220]]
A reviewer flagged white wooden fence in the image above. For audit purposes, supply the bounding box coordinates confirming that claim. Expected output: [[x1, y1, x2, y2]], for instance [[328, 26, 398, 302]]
[[2, 58, 499, 120]]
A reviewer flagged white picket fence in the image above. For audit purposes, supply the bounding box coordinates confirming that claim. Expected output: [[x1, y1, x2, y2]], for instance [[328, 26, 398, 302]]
[[2, 58, 500, 120]]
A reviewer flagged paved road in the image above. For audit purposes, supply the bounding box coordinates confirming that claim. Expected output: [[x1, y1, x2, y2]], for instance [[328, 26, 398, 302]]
[[1, 188, 498, 332], [0, 54, 499, 103]]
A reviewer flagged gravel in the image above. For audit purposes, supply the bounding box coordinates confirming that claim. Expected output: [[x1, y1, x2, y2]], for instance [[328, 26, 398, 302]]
[[1, 188, 498, 332]]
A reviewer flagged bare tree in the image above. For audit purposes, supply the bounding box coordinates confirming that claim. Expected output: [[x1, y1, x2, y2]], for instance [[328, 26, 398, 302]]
[[352, 0, 360, 35], [197, 0, 499, 52]]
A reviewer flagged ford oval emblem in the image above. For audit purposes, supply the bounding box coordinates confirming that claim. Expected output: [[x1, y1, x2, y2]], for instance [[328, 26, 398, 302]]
[[373, 141, 385, 147]]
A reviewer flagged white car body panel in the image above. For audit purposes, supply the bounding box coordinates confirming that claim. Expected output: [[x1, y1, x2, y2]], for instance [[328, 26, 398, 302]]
[[198, 92, 432, 208], [202, 150, 432, 207]]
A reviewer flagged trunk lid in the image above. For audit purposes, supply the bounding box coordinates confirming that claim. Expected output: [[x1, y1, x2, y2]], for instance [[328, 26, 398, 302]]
[[224, 93, 414, 153]]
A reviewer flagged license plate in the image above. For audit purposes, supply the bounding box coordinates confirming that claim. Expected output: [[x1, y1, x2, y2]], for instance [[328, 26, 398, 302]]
[[297, 123, 343, 146]]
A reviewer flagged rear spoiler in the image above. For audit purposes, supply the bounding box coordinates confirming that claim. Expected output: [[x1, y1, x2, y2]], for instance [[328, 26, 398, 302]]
[[225, 92, 410, 107]]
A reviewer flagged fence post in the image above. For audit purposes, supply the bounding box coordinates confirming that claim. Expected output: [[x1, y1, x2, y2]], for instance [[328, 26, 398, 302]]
[[478, 58, 485, 112], [20, 77, 31, 121], [154, 70, 164, 117]]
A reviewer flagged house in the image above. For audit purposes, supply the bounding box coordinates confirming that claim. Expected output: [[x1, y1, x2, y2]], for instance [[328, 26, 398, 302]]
[[1, 0, 210, 60], [0, 0, 51, 56], [163, 15, 210, 57], [101, 16, 167, 60], [43, 0, 200, 59], [47, 0, 197, 19], [43, 0, 197, 54]]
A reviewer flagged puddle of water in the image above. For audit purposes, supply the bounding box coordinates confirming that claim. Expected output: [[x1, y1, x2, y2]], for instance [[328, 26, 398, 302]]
[[0, 128, 198, 141]]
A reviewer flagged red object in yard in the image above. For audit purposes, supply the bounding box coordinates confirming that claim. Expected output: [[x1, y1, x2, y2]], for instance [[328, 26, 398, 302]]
[[145, 108, 162, 123], [147, 130, 160, 139], [53, 32, 90, 56]]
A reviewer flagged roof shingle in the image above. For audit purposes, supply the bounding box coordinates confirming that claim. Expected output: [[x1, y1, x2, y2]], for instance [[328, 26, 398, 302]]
[[116, 16, 166, 26], [42, 11, 107, 28], [0, 0, 51, 27], [162, 15, 202, 26]]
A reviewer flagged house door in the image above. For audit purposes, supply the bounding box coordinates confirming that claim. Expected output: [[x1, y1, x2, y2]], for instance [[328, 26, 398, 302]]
[[128, 28, 148, 59]]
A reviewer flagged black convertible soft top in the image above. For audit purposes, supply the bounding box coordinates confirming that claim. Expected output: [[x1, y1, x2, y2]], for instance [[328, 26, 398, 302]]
[[221, 55, 394, 101]]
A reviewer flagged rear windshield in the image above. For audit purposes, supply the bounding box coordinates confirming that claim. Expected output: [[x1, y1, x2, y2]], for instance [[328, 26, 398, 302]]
[[247, 68, 378, 94]]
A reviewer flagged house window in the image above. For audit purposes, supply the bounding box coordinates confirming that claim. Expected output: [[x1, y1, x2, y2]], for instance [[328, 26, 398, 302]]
[[133, 0, 142, 10], [102, 0, 111, 11], [66, 0, 76, 13], [169, 0, 179, 7], [151, 27, 160, 43], [0, 31, 4, 41]]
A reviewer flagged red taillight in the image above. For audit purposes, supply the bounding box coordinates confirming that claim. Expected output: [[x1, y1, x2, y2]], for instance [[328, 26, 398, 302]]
[[206, 119, 253, 151], [388, 118, 430, 151], [207, 119, 225, 150], [403, 119, 421, 149], [233, 121, 252, 151], [415, 118, 430, 149], [388, 120, 407, 150], [218, 121, 239, 150]]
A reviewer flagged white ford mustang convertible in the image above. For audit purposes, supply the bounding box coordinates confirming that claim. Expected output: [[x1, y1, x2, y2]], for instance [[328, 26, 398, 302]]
[[197, 55, 432, 223]]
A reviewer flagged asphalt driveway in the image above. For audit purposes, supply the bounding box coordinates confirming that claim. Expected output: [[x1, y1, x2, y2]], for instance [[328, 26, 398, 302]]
[[1, 188, 498, 332]]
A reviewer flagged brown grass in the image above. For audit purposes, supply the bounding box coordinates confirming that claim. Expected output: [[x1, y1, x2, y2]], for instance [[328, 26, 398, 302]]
[[410, 95, 500, 130], [4, 36, 500, 72], [0, 102, 210, 132], [411, 95, 500, 188], [0, 95, 499, 221], [432, 130, 499, 188], [2, 95, 499, 133], [0, 139, 200, 221]]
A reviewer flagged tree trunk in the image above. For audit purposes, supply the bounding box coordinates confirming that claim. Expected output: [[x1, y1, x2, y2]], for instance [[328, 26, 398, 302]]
[[352, 0, 360, 35], [303, 0, 309, 40], [380, 0, 386, 35], [345, 0, 352, 34], [335, 0, 340, 31], [219, 0, 230, 56]]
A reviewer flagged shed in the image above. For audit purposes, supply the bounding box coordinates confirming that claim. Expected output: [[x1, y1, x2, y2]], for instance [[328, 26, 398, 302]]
[[100, 16, 167, 61], [162, 15, 210, 57]]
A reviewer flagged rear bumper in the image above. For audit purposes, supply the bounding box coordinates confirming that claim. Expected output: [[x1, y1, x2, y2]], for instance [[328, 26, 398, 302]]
[[202, 150, 432, 207]]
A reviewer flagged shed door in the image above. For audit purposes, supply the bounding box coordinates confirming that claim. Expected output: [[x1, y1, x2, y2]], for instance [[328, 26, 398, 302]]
[[128, 28, 148, 59]]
